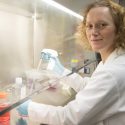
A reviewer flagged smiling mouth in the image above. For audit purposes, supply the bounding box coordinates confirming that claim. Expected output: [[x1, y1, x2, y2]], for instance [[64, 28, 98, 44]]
[[91, 39, 103, 42]]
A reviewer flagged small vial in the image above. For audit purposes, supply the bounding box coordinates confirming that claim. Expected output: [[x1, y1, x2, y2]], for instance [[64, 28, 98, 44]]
[[71, 59, 79, 72], [0, 92, 10, 125]]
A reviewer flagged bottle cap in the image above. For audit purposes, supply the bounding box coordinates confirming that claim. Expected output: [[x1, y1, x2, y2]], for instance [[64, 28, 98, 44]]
[[0, 92, 7, 98], [15, 77, 22, 84], [71, 59, 79, 63], [41, 49, 58, 58]]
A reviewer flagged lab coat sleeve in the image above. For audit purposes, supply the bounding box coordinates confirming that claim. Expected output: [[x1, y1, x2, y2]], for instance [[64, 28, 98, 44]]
[[61, 68, 90, 92], [28, 70, 120, 125]]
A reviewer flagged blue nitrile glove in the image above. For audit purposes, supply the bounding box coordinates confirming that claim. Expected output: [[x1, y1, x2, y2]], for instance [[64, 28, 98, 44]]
[[16, 118, 27, 125], [17, 100, 31, 117]]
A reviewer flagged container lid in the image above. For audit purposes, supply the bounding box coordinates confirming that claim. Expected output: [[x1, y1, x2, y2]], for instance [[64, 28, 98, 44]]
[[71, 59, 79, 63], [0, 92, 7, 98], [15, 77, 22, 84]]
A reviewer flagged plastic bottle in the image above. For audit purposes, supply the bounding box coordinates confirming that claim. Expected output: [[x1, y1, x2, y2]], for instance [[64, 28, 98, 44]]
[[14, 77, 22, 101], [37, 49, 58, 71], [15, 77, 26, 100], [14, 77, 28, 125], [0, 92, 10, 125]]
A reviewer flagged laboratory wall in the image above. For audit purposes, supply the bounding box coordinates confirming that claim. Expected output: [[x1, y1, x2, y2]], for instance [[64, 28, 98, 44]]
[[0, 3, 34, 83]]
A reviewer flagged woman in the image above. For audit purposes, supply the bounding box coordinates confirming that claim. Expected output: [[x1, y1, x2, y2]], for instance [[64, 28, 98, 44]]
[[18, 0, 125, 125]]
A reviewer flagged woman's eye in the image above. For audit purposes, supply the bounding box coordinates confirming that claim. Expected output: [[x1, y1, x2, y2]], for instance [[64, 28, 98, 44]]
[[85, 23, 108, 30], [86, 25, 93, 29], [99, 23, 108, 28]]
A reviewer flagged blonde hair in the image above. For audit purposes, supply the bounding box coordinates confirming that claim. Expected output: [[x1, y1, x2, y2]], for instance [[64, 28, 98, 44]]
[[76, 0, 125, 50]]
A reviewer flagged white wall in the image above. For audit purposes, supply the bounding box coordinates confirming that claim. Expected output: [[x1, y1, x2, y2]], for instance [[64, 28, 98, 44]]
[[0, 5, 33, 83]]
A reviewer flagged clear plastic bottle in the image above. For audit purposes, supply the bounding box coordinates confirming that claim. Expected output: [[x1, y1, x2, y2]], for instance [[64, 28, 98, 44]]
[[0, 92, 10, 125], [15, 77, 26, 100], [14, 77, 22, 101], [37, 49, 58, 71], [14, 77, 28, 125]]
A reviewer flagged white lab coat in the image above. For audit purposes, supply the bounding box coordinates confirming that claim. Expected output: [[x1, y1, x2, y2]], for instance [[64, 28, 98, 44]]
[[28, 48, 125, 125]]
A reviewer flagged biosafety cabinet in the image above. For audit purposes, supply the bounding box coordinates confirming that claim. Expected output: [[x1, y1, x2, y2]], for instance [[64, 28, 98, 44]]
[[0, 0, 97, 124], [0, 0, 97, 83]]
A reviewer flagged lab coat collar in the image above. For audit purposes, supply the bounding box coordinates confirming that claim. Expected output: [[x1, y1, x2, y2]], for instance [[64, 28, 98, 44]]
[[101, 48, 125, 65]]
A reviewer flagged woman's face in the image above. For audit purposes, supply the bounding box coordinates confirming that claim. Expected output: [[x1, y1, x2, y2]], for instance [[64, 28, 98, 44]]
[[85, 7, 116, 53]]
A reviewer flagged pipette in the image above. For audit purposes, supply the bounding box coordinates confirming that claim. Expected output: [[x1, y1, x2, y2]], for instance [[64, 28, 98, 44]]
[[0, 59, 97, 116]]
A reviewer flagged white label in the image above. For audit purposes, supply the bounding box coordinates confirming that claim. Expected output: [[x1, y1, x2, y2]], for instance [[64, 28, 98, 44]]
[[20, 86, 26, 99]]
